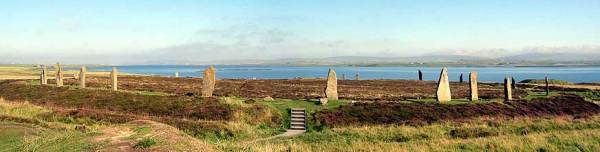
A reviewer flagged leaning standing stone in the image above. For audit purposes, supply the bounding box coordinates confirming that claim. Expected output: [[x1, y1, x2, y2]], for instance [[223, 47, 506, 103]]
[[55, 62, 63, 87], [111, 67, 118, 91], [201, 66, 216, 97], [80, 66, 86, 88], [459, 73, 464, 83], [504, 77, 512, 101], [545, 76, 550, 96], [511, 77, 516, 89], [40, 65, 48, 85], [325, 69, 338, 100], [469, 71, 478, 101], [436, 67, 451, 102]]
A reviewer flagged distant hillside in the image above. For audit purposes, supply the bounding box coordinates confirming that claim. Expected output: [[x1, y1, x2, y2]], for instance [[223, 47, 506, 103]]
[[499, 52, 600, 62]]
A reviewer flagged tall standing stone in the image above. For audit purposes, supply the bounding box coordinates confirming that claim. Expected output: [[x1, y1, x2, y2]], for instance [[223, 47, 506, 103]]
[[341, 74, 346, 80], [201, 66, 216, 97], [355, 73, 360, 80], [111, 67, 118, 91], [55, 62, 63, 87], [325, 69, 338, 100], [436, 67, 451, 102], [545, 76, 550, 96], [175, 71, 179, 78], [459, 73, 464, 83], [504, 77, 512, 101], [40, 65, 48, 85], [79, 66, 86, 88], [511, 77, 517, 89], [469, 71, 478, 101], [418, 70, 423, 81]]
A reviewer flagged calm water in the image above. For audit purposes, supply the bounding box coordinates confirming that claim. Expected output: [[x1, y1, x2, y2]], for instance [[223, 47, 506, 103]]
[[68, 65, 600, 83]]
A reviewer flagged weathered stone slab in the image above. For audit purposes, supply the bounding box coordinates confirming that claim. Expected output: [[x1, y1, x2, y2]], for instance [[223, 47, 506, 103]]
[[201, 66, 216, 97], [459, 73, 464, 83], [325, 69, 338, 100], [40, 65, 47, 85], [263, 96, 274, 101], [504, 77, 512, 101], [418, 70, 423, 81], [55, 62, 63, 87], [175, 71, 179, 78], [80, 66, 86, 88], [111, 67, 118, 91], [469, 71, 478, 101], [436, 67, 451, 102], [511, 77, 516, 89], [545, 76, 550, 96]]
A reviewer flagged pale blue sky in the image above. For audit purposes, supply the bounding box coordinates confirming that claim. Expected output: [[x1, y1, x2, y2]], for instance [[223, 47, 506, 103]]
[[1, 0, 599, 63]]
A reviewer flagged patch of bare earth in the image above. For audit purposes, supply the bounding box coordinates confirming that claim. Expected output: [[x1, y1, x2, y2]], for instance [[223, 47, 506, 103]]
[[94, 120, 215, 152]]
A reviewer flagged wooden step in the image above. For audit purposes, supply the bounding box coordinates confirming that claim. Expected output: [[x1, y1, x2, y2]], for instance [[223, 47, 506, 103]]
[[292, 115, 306, 119], [291, 118, 305, 122], [289, 108, 307, 130]]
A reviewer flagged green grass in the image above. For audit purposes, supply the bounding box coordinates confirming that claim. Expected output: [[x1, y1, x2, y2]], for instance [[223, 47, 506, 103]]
[[525, 91, 561, 100], [133, 138, 157, 149], [0, 100, 106, 152], [258, 98, 350, 115], [245, 116, 600, 151], [256, 99, 350, 130]]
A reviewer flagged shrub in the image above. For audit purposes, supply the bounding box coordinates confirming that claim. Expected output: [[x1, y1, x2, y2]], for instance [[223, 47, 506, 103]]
[[520, 79, 574, 85], [0, 81, 233, 121], [449, 128, 499, 139], [315, 95, 600, 127], [133, 138, 156, 149]]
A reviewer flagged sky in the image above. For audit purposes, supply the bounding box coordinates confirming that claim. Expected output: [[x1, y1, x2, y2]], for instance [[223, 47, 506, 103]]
[[1, 0, 599, 64]]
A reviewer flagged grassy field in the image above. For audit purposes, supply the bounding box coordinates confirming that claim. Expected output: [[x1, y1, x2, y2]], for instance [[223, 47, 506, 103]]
[[2, 97, 599, 152], [1, 65, 600, 151]]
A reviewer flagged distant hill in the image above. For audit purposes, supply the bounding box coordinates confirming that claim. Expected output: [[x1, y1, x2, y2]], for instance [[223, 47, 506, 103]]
[[499, 52, 600, 62]]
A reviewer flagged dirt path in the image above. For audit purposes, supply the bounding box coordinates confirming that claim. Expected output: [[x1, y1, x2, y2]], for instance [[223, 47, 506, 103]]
[[246, 130, 306, 144]]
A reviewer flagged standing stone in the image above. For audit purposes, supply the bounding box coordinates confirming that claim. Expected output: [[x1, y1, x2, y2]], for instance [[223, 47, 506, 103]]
[[341, 74, 346, 80], [55, 62, 63, 87], [504, 77, 512, 101], [175, 71, 180, 78], [40, 65, 48, 85], [545, 76, 550, 96], [355, 73, 360, 80], [80, 66, 86, 88], [111, 67, 118, 91], [325, 69, 338, 100], [436, 67, 451, 102], [511, 77, 517, 89], [418, 70, 423, 81], [469, 71, 478, 101], [459, 73, 464, 83], [201, 66, 216, 97]]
